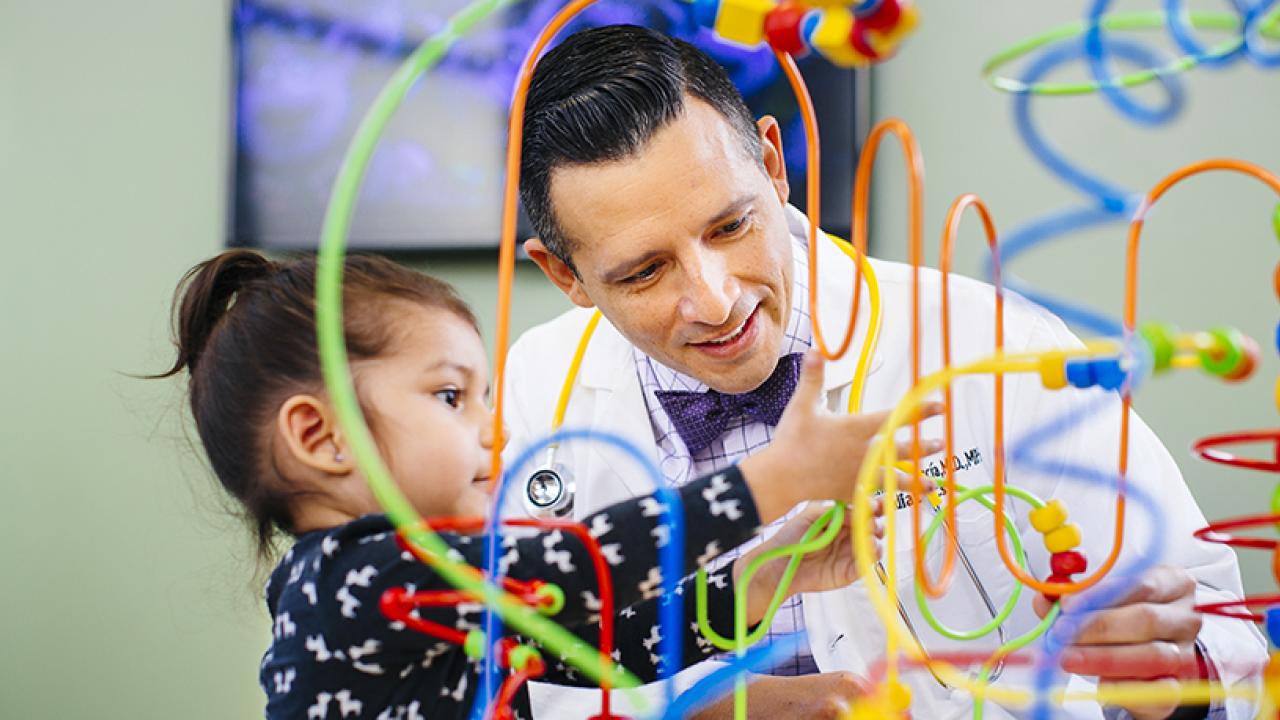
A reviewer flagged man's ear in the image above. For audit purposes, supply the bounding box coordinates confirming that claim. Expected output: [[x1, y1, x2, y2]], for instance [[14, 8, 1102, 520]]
[[757, 115, 790, 204], [524, 238, 595, 309], [277, 394, 353, 476]]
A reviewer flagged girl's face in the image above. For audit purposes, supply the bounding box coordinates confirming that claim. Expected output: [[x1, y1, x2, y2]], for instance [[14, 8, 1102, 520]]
[[355, 303, 499, 519]]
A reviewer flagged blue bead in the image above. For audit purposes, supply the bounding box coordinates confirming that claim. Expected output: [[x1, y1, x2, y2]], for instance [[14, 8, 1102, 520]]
[[1092, 358, 1127, 391], [800, 9, 822, 45], [692, 0, 720, 28], [1065, 359, 1096, 389], [1266, 606, 1280, 647], [1274, 319, 1280, 357]]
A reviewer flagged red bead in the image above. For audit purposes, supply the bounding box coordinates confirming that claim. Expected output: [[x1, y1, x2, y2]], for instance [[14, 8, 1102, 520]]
[[1041, 573, 1075, 603], [1050, 550, 1088, 576], [848, 21, 881, 60], [858, 0, 902, 30], [764, 3, 810, 56], [1223, 333, 1260, 382]]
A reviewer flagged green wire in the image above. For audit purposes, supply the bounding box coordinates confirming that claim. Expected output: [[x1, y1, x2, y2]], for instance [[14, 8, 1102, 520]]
[[693, 504, 844, 720], [913, 485, 1042, 641], [971, 604, 1062, 720], [314, 0, 647, 707], [982, 8, 1280, 96]]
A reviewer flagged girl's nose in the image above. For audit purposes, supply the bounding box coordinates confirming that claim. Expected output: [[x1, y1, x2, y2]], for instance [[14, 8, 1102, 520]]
[[480, 414, 509, 452]]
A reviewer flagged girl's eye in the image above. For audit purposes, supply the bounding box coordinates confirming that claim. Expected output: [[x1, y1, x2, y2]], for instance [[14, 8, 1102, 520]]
[[434, 388, 461, 408]]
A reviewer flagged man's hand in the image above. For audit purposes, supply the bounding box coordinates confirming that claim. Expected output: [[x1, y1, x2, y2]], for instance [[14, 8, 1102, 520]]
[[688, 672, 870, 720], [1033, 564, 1205, 720], [741, 351, 945, 524], [734, 504, 885, 624]]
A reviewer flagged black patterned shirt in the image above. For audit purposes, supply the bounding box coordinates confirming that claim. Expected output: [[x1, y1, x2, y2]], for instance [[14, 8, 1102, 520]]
[[260, 466, 760, 719]]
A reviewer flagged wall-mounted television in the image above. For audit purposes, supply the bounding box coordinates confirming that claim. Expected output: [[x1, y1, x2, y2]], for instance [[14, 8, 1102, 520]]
[[229, 0, 871, 252]]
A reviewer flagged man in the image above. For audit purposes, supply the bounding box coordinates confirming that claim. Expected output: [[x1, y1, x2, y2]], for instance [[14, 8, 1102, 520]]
[[502, 24, 1265, 719]]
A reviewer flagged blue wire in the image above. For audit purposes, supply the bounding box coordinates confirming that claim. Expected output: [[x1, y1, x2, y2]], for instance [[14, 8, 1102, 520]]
[[657, 633, 810, 719], [1003, 393, 1167, 719], [1085, 0, 1187, 126], [476, 428, 687, 718], [1164, 0, 1250, 68], [1245, 0, 1280, 66], [1016, 35, 1183, 207]]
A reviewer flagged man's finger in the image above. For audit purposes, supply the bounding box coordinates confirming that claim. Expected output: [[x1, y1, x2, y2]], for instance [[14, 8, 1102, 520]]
[[1069, 602, 1202, 646], [791, 351, 827, 410], [893, 438, 945, 462], [1059, 641, 1197, 679], [1063, 565, 1195, 612]]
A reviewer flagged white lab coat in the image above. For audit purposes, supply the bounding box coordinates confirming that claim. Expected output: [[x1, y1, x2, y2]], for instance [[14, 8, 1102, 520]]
[[502, 205, 1265, 719]]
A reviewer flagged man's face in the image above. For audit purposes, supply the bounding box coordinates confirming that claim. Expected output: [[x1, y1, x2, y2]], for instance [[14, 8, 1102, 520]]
[[530, 99, 794, 394]]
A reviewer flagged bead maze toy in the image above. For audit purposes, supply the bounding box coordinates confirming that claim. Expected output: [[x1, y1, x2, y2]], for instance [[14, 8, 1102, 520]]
[[312, 1, 1280, 717]]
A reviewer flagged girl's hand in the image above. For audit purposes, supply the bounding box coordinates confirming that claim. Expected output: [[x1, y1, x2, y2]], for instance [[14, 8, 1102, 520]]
[[740, 351, 946, 524]]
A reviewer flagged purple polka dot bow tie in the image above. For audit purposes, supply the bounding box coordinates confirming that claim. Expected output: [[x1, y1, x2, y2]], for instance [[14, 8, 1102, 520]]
[[654, 353, 804, 457]]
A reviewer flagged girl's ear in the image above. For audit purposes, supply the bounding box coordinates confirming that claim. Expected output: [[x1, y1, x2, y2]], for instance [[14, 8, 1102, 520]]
[[277, 394, 353, 476]]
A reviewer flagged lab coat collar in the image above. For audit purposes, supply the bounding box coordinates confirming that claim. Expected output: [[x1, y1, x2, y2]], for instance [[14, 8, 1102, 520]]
[[578, 203, 882, 396]]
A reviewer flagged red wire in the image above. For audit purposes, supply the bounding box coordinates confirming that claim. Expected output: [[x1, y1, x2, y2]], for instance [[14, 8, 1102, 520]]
[[1193, 513, 1280, 551], [388, 516, 619, 719], [1195, 594, 1280, 622], [1191, 429, 1280, 473]]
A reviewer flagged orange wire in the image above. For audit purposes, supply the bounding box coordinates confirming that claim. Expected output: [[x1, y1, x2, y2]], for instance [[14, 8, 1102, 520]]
[[914, 194, 1005, 599], [775, 51, 865, 362], [490, 0, 598, 494], [993, 158, 1280, 596]]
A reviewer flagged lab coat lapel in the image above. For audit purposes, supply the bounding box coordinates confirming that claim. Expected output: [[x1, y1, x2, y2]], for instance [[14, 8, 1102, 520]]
[[577, 316, 661, 501]]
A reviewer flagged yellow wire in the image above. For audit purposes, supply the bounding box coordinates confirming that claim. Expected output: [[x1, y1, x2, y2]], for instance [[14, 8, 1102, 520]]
[[820, 233, 883, 416], [551, 309, 602, 432]]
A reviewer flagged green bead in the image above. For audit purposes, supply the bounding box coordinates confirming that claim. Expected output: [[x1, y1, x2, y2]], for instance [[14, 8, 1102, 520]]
[[1271, 483, 1280, 532], [1198, 327, 1246, 377], [1273, 203, 1280, 243], [1139, 322, 1177, 373], [463, 629, 486, 659], [508, 644, 542, 672], [534, 583, 565, 617]]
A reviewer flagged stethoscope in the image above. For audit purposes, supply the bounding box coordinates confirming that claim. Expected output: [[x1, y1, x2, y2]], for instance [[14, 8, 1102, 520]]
[[522, 245, 1009, 688]]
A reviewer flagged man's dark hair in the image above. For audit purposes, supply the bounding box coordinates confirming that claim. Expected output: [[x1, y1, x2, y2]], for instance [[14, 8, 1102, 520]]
[[520, 24, 764, 268]]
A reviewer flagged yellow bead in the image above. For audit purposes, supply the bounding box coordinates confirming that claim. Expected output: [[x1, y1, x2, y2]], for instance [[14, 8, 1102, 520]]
[[1039, 352, 1068, 390], [1029, 499, 1067, 533], [713, 0, 777, 47], [885, 679, 912, 712], [1264, 653, 1280, 706], [810, 8, 873, 67], [1044, 523, 1083, 554]]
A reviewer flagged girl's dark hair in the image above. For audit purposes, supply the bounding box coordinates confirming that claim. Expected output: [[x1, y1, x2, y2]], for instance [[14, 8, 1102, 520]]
[[155, 250, 477, 559]]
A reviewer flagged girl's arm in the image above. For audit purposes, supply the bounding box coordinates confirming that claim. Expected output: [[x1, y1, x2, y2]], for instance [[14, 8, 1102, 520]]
[[336, 466, 761, 656]]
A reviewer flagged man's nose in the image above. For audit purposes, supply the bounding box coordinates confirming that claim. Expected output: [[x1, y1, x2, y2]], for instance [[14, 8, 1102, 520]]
[[677, 252, 739, 326]]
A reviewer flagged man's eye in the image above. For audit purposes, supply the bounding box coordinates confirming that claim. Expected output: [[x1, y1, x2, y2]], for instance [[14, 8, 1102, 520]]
[[718, 215, 750, 237], [626, 263, 659, 283], [434, 388, 461, 408]]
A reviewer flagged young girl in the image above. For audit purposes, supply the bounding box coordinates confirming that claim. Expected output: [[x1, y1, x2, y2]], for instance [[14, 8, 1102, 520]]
[[160, 250, 931, 720]]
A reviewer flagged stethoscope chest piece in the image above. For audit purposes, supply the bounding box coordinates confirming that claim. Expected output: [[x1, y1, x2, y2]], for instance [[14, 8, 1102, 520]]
[[524, 447, 575, 518]]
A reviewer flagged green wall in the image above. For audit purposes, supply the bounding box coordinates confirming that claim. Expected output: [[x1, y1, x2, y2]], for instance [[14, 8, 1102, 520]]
[[0, 2, 567, 717], [2, 1, 1276, 717]]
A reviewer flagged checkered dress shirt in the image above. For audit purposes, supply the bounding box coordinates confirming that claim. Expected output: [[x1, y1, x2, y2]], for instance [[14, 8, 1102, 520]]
[[633, 241, 820, 677]]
